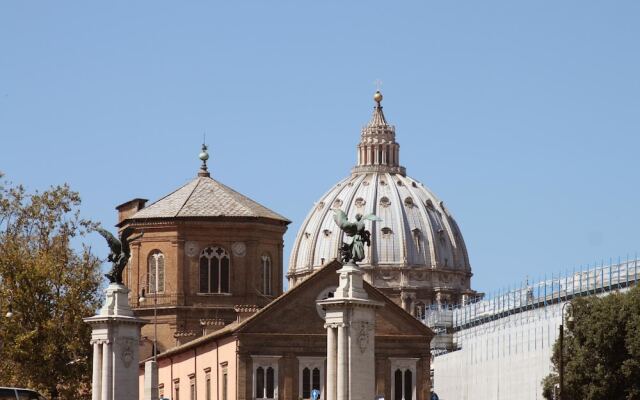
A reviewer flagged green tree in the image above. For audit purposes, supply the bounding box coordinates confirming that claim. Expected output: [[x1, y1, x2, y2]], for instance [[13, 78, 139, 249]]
[[0, 174, 102, 399], [542, 286, 640, 400]]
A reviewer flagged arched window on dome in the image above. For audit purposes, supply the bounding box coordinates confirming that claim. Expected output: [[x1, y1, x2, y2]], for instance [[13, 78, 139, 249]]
[[147, 251, 165, 294], [199, 246, 230, 294], [261, 255, 272, 296], [411, 229, 421, 252]]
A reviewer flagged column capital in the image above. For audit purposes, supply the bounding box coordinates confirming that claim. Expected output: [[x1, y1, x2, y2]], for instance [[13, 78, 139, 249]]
[[324, 322, 346, 329]]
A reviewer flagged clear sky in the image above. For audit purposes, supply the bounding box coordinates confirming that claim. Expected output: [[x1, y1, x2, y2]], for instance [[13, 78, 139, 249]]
[[1, 1, 638, 295]]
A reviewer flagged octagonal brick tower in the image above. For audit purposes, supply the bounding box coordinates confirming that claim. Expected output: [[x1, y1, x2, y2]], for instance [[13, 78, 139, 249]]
[[288, 91, 476, 315]]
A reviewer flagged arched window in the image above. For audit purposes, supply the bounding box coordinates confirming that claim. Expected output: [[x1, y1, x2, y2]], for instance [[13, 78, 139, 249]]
[[261, 255, 272, 296], [256, 367, 264, 399], [394, 370, 403, 400], [299, 357, 324, 399], [391, 359, 416, 400], [302, 368, 310, 399], [253, 356, 279, 400], [148, 251, 165, 293], [199, 247, 230, 294], [404, 370, 412, 400]]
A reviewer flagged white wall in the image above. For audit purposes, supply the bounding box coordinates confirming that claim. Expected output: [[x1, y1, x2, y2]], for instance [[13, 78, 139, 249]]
[[433, 303, 563, 400]]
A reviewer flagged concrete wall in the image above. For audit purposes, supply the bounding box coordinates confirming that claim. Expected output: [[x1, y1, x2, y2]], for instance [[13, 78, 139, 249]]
[[433, 303, 563, 400]]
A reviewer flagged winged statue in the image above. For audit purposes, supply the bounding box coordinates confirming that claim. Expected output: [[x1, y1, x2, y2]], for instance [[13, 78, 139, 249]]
[[96, 227, 143, 284], [332, 209, 381, 264]]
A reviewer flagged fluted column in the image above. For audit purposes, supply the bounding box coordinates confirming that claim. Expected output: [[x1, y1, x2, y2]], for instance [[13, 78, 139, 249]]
[[326, 325, 338, 400], [337, 324, 348, 400], [101, 342, 112, 400], [92, 342, 102, 400]]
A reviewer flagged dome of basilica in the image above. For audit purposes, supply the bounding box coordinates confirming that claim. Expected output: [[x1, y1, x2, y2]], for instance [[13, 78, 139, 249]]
[[288, 92, 475, 314]]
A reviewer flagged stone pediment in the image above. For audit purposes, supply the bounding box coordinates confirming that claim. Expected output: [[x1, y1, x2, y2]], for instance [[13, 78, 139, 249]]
[[237, 260, 432, 339]]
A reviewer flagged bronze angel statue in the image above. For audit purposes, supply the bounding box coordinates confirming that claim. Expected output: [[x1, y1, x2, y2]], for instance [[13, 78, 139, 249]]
[[96, 227, 143, 284], [332, 210, 381, 264]]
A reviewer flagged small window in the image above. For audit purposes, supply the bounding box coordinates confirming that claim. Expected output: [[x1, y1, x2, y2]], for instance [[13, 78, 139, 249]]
[[199, 247, 231, 294], [332, 199, 343, 208], [381, 227, 393, 237], [302, 368, 310, 399], [299, 358, 324, 400], [394, 370, 403, 400], [380, 197, 391, 208], [148, 250, 165, 293], [204, 369, 212, 400], [354, 197, 366, 208], [253, 356, 279, 400], [404, 197, 414, 207], [404, 370, 413, 400], [414, 301, 426, 319], [261, 255, 272, 296], [190, 375, 196, 400], [391, 359, 416, 400], [412, 229, 421, 252]]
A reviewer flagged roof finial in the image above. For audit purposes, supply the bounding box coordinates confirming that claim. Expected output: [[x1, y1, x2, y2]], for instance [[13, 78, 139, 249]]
[[373, 79, 383, 106], [373, 90, 383, 105], [198, 140, 210, 177]]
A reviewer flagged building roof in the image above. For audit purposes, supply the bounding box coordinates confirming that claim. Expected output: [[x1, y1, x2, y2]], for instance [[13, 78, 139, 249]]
[[148, 260, 433, 362], [127, 175, 289, 223]]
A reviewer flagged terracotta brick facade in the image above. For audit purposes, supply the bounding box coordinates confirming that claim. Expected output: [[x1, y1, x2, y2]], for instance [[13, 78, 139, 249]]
[[119, 217, 287, 357], [139, 261, 434, 400]]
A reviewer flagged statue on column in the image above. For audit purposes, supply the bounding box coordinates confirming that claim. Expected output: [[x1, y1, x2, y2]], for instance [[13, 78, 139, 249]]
[[96, 227, 143, 284], [332, 210, 380, 264]]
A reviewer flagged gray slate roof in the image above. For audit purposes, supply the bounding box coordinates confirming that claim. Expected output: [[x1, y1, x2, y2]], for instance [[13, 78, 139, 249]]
[[129, 176, 289, 222]]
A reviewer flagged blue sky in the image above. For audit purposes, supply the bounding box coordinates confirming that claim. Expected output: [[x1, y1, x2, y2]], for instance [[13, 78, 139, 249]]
[[1, 1, 638, 294]]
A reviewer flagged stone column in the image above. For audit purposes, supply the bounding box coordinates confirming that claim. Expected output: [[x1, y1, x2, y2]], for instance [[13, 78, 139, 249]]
[[318, 261, 384, 400], [85, 283, 146, 400], [337, 324, 348, 400], [92, 342, 102, 400], [101, 342, 112, 400], [326, 325, 337, 400]]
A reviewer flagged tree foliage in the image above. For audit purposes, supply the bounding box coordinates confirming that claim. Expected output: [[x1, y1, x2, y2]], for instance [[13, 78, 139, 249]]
[[542, 286, 640, 399], [0, 174, 102, 399]]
